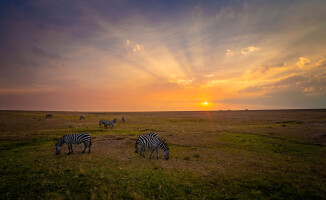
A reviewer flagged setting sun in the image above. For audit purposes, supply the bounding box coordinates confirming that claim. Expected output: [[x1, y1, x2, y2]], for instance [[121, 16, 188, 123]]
[[201, 102, 209, 106]]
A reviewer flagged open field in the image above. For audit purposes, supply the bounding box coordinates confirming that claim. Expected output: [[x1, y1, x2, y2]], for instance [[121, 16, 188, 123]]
[[0, 110, 326, 199]]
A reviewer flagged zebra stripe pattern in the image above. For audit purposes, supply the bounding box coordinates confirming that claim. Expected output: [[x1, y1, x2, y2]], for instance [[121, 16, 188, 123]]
[[45, 114, 53, 118], [104, 120, 115, 128], [135, 132, 158, 153], [55, 133, 91, 155], [99, 120, 116, 128], [99, 120, 106, 127], [136, 133, 169, 160]]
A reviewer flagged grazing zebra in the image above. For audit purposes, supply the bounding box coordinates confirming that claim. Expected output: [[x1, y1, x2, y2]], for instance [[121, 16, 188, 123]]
[[136, 133, 169, 160], [121, 116, 125, 122], [104, 120, 115, 128], [99, 120, 115, 128], [45, 114, 53, 118], [99, 120, 107, 127], [80, 115, 85, 120], [135, 132, 158, 153], [55, 133, 91, 155]]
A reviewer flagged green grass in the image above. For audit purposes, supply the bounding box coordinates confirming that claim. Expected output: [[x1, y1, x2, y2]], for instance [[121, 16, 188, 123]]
[[0, 110, 326, 199]]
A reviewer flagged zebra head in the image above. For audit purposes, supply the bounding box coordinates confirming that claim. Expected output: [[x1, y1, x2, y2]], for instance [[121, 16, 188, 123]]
[[55, 138, 64, 154], [159, 140, 169, 160], [164, 150, 169, 160], [135, 139, 139, 153]]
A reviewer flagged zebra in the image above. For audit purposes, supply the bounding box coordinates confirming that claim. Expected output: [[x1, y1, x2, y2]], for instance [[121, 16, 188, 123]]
[[80, 115, 85, 120], [113, 118, 117, 123], [121, 116, 125, 122], [135, 132, 158, 153], [45, 114, 53, 118], [98, 119, 106, 127], [99, 120, 107, 127], [136, 133, 169, 160], [99, 120, 115, 128], [55, 133, 91, 155], [104, 120, 115, 128]]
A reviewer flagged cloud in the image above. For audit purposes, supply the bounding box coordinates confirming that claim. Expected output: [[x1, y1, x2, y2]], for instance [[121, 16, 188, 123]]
[[133, 43, 143, 52], [296, 57, 310, 68], [274, 75, 305, 86], [241, 46, 260, 55], [238, 85, 264, 94], [316, 59, 326, 68], [225, 49, 234, 56], [177, 79, 194, 86], [254, 63, 285, 73], [0, 1, 326, 110], [31, 46, 61, 59]]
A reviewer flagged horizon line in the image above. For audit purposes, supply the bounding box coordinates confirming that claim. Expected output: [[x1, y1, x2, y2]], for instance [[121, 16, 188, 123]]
[[0, 108, 325, 113]]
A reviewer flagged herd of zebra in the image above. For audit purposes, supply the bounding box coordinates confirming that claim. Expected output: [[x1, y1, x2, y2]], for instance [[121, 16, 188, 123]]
[[51, 114, 169, 160]]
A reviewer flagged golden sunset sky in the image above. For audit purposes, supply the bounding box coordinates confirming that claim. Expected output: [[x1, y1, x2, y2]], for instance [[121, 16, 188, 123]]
[[0, 0, 325, 111]]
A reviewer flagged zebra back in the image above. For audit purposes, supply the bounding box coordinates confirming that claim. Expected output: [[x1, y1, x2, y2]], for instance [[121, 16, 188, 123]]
[[104, 120, 115, 127], [55, 133, 91, 154], [135, 133, 158, 153], [60, 133, 91, 144], [99, 120, 106, 126]]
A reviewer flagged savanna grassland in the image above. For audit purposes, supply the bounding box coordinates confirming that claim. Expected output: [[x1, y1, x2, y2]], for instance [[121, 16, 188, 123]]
[[0, 110, 326, 199]]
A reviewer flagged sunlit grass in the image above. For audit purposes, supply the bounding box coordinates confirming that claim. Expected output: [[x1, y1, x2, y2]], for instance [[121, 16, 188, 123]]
[[0, 110, 326, 199]]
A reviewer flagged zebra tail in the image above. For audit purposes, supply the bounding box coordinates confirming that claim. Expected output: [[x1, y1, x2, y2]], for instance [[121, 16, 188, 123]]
[[90, 137, 92, 147]]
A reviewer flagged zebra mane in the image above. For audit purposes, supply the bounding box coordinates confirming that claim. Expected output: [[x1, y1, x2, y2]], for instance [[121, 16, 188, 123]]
[[158, 139, 169, 151], [56, 137, 65, 146]]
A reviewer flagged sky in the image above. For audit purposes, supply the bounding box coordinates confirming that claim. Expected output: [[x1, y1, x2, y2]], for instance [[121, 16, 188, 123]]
[[0, 0, 325, 111]]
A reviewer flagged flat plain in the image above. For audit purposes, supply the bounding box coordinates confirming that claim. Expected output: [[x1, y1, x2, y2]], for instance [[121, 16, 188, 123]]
[[0, 110, 325, 199]]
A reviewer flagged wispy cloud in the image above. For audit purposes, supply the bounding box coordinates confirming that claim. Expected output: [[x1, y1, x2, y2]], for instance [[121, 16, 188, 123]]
[[296, 57, 310, 68], [241, 46, 260, 55], [225, 49, 234, 56], [0, 0, 325, 110]]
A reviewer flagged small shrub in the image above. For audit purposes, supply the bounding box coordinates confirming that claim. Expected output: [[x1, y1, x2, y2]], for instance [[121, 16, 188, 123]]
[[183, 156, 190, 161]]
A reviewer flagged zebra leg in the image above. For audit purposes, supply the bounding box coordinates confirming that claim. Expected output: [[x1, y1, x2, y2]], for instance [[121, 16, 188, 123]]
[[70, 144, 73, 154], [150, 148, 155, 159], [156, 148, 159, 159], [82, 142, 87, 153], [141, 146, 145, 158], [67, 143, 72, 154], [88, 139, 91, 153]]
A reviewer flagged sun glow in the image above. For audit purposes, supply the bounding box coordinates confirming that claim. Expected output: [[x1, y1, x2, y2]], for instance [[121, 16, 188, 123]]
[[201, 101, 209, 106]]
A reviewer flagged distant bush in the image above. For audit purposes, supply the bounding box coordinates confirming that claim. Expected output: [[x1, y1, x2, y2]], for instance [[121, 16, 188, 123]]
[[183, 156, 190, 160]]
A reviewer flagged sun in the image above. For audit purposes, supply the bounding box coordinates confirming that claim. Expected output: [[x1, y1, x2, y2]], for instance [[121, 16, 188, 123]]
[[201, 101, 209, 106]]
